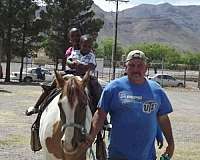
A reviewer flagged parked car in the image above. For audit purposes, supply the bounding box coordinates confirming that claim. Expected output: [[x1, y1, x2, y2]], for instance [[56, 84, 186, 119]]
[[148, 74, 184, 87], [10, 67, 53, 82]]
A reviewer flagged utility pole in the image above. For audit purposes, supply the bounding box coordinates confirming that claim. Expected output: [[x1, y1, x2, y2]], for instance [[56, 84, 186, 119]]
[[198, 64, 200, 89], [106, 0, 129, 80]]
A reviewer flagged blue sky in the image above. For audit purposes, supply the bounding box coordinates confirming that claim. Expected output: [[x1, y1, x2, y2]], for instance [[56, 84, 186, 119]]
[[93, 0, 200, 11]]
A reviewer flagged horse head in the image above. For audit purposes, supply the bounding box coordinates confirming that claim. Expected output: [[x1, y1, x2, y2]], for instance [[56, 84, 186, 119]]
[[54, 71, 92, 157]]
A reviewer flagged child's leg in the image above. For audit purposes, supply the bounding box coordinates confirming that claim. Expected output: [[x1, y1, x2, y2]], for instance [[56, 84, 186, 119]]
[[25, 80, 56, 116]]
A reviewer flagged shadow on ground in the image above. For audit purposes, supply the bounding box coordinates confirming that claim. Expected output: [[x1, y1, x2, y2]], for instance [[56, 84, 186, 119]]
[[0, 89, 12, 93]]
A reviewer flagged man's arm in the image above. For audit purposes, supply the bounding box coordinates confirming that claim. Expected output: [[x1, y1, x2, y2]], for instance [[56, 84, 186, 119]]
[[158, 115, 174, 158], [84, 108, 107, 147]]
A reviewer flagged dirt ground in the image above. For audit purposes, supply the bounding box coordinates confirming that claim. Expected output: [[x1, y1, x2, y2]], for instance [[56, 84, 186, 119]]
[[0, 83, 200, 160]]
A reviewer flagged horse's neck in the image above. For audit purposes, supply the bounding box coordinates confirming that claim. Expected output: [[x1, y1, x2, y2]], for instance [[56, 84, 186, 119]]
[[85, 104, 92, 133]]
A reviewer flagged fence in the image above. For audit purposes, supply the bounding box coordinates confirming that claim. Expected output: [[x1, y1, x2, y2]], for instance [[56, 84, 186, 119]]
[[0, 61, 200, 89]]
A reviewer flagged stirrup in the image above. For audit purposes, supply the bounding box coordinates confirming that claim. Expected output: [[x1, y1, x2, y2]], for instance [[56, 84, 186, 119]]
[[25, 107, 39, 116]]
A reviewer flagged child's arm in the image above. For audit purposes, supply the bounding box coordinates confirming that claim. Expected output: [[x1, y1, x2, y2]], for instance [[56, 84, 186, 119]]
[[76, 52, 96, 74], [76, 63, 96, 75], [66, 58, 76, 69]]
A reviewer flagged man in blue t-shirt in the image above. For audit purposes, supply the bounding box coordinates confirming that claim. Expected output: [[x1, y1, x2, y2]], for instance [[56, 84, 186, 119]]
[[84, 50, 174, 160]]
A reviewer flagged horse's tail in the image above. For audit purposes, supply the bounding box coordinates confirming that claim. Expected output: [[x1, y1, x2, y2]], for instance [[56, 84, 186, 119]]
[[96, 132, 107, 160]]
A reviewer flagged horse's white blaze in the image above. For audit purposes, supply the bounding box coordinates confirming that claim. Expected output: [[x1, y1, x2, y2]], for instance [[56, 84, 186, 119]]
[[60, 96, 76, 150]]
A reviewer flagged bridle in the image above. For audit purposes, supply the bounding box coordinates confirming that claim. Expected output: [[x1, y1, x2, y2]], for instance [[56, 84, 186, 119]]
[[61, 123, 87, 136], [58, 89, 88, 146]]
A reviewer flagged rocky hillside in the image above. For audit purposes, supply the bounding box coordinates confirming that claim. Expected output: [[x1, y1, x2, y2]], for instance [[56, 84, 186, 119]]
[[93, 3, 200, 52]]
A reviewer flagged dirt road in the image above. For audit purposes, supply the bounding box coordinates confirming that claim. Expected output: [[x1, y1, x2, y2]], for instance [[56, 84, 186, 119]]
[[0, 83, 200, 160]]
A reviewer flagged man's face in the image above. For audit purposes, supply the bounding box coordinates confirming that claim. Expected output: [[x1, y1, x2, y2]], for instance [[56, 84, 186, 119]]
[[125, 58, 147, 84], [69, 31, 81, 46]]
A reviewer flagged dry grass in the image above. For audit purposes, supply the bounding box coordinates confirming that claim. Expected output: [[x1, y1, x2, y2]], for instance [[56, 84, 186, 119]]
[[0, 84, 200, 159], [0, 134, 28, 146], [155, 88, 200, 159]]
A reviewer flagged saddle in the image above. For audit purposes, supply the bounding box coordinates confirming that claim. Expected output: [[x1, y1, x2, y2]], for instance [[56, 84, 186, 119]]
[[30, 88, 61, 152]]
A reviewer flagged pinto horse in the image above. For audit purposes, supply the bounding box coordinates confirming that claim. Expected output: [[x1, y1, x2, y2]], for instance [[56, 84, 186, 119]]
[[39, 71, 92, 160]]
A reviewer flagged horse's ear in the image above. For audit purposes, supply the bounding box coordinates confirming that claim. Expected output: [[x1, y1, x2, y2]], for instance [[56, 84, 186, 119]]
[[54, 70, 65, 88], [82, 70, 90, 88]]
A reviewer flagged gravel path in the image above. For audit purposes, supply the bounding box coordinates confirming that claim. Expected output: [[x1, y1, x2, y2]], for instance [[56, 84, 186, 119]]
[[0, 83, 200, 160]]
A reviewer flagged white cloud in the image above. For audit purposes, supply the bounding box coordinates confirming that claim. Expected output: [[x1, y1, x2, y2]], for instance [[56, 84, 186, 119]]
[[93, 0, 134, 12], [129, 0, 200, 6], [94, 0, 200, 12]]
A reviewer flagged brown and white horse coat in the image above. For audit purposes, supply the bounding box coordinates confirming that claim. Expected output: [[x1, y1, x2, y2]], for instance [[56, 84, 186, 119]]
[[39, 72, 92, 160]]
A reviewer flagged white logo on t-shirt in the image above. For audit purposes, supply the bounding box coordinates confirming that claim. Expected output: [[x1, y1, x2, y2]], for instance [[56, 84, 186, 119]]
[[143, 101, 158, 113], [118, 91, 142, 104]]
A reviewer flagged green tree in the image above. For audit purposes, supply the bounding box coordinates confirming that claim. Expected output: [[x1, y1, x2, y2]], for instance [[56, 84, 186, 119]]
[[0, 0, 45, 82], [96, 38, 125, 61], [42, 0, 104, 70], [127, 43, 181, 67], [13, 1, 47, 82], [0, 0, 19, 82], [181, 52, 200, 69]]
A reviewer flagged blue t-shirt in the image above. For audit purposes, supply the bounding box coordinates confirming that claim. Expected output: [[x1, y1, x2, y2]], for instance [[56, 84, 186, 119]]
[[98, 76, 173, 160]]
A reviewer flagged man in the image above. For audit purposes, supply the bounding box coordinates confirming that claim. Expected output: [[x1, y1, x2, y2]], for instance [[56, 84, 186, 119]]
[[35, 65, 43, 80], [85, 50, 174, 160]]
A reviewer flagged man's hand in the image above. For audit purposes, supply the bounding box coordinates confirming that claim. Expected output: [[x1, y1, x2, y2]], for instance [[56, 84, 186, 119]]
[[157, 139, 163, 149], [163, 143, 174, 158], [81, 134, 96, 150]]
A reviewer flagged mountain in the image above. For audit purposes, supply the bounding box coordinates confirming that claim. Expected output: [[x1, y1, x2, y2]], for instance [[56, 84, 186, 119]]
[[93, 3, 200, 52]]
